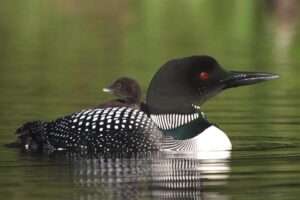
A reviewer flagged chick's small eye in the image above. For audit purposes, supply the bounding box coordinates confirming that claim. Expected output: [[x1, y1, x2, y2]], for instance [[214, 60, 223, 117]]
[[199, 72, 209, 80], [117, 83, 122, 88]]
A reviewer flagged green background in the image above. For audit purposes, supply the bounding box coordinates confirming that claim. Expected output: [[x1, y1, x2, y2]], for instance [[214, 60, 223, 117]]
[[0, 0, 299, 199]]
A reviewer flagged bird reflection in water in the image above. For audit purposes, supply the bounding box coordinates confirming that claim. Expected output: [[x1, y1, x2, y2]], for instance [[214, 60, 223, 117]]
[[35, 151, 231, 200]]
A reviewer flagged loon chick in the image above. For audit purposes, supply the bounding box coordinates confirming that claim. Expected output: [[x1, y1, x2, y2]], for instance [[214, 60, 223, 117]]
[[9, 55, 278, 153], [96, 77, 142, 110]]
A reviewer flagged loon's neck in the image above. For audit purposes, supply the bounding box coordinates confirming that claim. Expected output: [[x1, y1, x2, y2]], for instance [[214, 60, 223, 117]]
[[150, 110, 211, 140]]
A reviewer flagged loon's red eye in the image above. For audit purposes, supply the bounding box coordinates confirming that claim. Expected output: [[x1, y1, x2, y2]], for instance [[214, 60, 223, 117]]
[[199, 72, 209, 80]]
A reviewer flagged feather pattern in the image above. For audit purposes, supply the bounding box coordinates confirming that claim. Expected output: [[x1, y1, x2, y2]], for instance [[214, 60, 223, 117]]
[[150, 113, 200, 130]]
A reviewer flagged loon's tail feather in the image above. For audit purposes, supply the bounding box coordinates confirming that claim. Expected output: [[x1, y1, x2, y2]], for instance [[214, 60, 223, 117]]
[[4, 139, 22, 148], [6, 121, 48, 150]]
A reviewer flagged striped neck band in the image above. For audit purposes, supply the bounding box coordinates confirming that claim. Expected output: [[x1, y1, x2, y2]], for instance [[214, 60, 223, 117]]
[[150, 113, 201, 130]]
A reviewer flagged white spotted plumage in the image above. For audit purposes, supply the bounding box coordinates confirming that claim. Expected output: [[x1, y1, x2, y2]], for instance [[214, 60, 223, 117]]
[[38, 107, 163, 152]]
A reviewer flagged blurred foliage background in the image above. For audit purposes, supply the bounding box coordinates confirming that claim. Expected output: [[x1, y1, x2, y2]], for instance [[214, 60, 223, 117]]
[[0, 0, 299, 137]]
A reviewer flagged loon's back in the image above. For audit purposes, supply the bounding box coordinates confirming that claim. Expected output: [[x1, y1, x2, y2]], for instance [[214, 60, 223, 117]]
[[14, 107, 163, 153]]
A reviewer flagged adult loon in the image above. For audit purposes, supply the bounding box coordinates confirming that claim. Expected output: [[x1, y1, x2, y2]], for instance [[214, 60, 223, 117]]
[[9, 55, 278, 152], [146, 56, 278, 151], [96, 77, 142, 110]]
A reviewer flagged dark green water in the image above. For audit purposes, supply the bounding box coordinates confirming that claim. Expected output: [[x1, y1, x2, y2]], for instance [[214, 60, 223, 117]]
[[0, 0, 299, 199]]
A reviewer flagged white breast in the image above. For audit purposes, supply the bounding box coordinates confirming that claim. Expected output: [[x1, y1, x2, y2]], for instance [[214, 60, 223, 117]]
[[162, 125, 232, 152]]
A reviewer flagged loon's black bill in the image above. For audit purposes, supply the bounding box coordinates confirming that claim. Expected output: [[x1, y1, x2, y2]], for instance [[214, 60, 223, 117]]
[[222, 71, 279, 89]]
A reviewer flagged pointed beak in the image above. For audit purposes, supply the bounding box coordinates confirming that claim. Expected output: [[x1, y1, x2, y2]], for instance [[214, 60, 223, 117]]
[[102, 87, 113, 93], [221, 71, 279, 89]]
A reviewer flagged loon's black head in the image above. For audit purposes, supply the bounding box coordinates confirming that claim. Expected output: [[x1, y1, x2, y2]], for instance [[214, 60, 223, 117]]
[[103, 77, 142, 102], [147, 55, 279, 114]]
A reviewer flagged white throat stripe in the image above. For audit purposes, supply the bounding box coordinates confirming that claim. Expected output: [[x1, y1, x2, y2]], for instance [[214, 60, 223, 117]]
[[150, 113, 200, 130]]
